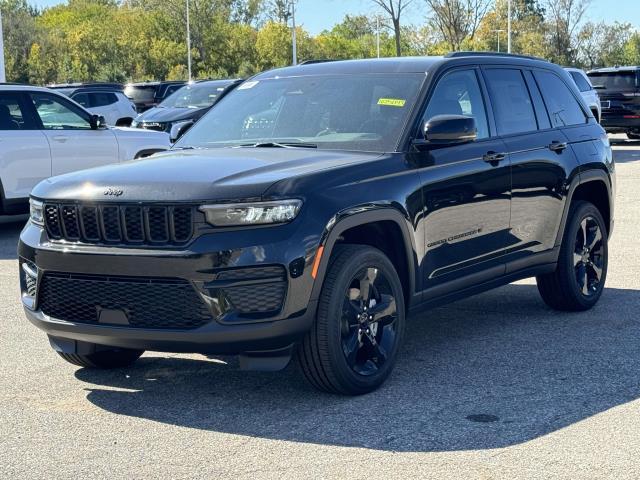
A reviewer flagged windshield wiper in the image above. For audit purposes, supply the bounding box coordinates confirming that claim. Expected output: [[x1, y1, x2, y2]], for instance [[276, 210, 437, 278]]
[[236, 141, 317, 149]]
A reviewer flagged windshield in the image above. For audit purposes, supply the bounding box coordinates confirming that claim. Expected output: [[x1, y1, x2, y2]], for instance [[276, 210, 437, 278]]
[[124, 85, 157, 103], [160, 82, 229, 109], [175, 73, 425, 152], [588, 71, 637, 91]]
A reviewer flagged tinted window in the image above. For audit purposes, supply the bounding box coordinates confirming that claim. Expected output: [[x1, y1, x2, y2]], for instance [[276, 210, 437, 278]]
[[90, 92, 117, 107], [160, 83, 229, 109], [177, 74, 425, 152], [72, 93, 90, 108], [588, 71, 637, 91], [534, 71, 587, 127], [523, 70, 551, 130], [484, 69, 537, 135], [569, 71, 592, 92], [124, 85, 157, 103], [423, 69, 489, 139], [0, 94, 28, 130], [31, 93, 91, 130]]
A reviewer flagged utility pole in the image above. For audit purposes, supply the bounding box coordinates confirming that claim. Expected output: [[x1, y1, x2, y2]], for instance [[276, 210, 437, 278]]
[[0, 10, 6, 83], [291, 1, 297, 66], [507, 0, 512, 53], [492, 29, 505, 53], [186, 0, 192, 81], [376, 16, 380, 58]]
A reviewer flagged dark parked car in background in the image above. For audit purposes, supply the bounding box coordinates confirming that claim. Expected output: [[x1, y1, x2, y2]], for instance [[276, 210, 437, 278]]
[[20, 53, 614, 395], [124, 81, 186, 112], [132, 79, 242, 141], [588, 66, 640, 139]]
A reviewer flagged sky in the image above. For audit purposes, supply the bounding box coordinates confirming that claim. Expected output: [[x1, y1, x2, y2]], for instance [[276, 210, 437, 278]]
[[28, 0, 640, 35]]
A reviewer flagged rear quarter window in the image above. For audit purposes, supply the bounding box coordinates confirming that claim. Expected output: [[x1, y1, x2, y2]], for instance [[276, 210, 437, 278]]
[[569, 71, 592, 92], [534, 71, 587, 127]]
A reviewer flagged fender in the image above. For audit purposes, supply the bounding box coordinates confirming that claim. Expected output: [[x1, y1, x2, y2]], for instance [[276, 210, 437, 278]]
[[308, 204, 420, 308], [554, 168, 613, 248]]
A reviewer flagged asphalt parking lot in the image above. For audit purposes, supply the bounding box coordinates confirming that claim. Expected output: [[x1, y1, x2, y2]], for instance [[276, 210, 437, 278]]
[[1, 134, 640, 479]]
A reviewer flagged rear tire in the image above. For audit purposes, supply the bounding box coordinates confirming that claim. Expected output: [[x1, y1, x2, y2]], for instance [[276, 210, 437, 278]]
[[298, 244, 405, 395], [536, 201, 608, 311], [57, 347, 143, 369]]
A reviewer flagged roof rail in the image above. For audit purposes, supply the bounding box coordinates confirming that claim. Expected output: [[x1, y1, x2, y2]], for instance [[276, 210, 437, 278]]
[[445, 51, 548, 62], [298, 59, 335, 65]]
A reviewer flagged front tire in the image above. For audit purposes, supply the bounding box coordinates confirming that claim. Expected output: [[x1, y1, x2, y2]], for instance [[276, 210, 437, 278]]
[[57, 347, 144, 369], [537, 201, 608, 311], [298, 245, 405, 395]]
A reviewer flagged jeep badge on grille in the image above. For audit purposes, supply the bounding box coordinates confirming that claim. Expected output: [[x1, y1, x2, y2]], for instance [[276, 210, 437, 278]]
[[104, 187, 124, 197]]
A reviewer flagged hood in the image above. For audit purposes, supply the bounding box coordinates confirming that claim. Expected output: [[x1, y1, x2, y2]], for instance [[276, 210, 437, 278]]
[[109, 126, 171, 144], [135, 106, 207, 124], [31, 148, 382, 202]]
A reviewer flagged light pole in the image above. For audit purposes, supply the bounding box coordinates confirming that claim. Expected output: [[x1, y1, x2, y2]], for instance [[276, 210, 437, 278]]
[[291, 0, 297, 66], [186, 0, 192, 81], [507, 0, 512, 53], [0, 10, 6, 83], [376, 16, 380, 58], [492, 29, 505, 52]]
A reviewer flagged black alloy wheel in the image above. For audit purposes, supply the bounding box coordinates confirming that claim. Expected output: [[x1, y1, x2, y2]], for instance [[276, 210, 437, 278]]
[[340, 267, 398, 376], [537, 200, 608, 311], [573, 216, 605, 297], [298, 245, 405, 395]]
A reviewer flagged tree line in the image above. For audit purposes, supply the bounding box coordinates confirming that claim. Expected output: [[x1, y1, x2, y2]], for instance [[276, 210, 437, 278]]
[[1, 0, 639, 85]]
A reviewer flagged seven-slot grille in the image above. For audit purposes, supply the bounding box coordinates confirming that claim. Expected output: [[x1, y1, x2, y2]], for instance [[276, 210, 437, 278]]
[[43, 203, 194, 245]]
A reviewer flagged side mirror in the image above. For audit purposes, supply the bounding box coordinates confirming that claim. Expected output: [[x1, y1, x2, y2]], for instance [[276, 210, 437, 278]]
[[90, 114, 107, 130], [421, 114, 477, 146]]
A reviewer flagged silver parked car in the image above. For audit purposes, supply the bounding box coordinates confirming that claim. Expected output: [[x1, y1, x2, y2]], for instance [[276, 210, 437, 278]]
[[565, 67, 601, 122]]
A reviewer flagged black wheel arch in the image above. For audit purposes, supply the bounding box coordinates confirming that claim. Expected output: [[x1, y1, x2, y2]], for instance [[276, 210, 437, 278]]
[[555, 169, 613, 248], [308, 205, 419, 311]]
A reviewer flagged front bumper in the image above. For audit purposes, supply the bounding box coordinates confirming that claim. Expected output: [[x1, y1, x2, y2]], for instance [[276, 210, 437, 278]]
[[18, 219, 321, 356]]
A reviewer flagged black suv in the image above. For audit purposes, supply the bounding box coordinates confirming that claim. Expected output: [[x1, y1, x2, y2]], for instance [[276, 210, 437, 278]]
[[20, 53, 614, 395], [124, 81, 186, 112], [588, 66, 640, 139], [132, 79, 242, 141]]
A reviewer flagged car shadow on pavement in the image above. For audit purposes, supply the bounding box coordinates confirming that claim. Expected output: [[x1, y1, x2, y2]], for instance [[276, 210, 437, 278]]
[[75, 283, 640, 452], [610, 138, 640, 164]]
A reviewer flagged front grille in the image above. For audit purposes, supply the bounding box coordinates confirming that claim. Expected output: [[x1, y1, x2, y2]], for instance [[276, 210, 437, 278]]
[[43, 203, 194, 246], [39, 273, 212, 330]]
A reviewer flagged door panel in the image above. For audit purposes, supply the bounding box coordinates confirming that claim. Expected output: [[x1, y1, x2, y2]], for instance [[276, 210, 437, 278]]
[[414, 68, 511, 290], [0, 93, 51, 199], [30, 92, 119, 176], [416, 139, 511, 288], [503, 129, 578, 265]]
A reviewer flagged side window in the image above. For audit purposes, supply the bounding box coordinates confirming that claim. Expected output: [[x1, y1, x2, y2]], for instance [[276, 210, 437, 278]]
[[31, 93, 91, 130], [72, 93, 90, 108], [523, 70, 551, 130], [483, 68, 537, 136], [569, 71, 592, 92], [0, 94, 28, 130], [90, 92, 117, 107], [534, 71, 587, 127], [423, 69, 489, 140]]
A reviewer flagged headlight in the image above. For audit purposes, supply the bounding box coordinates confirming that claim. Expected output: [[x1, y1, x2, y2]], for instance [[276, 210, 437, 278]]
[[200, 200, 302, 227], [29, 199, 44, 226], [170, 120, 193, 142]]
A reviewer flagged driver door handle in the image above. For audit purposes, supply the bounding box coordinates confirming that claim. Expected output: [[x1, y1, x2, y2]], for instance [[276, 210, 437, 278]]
[[52, 135, 69, 143], [483, 151, 507, 164], [549, 141, 568, 152]]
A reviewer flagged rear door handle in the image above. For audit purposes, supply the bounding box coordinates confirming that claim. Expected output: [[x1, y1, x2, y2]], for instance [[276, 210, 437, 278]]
[[549, 141, 568, 152], [483, 151, 507, 164], [52, 135, 69, 143]]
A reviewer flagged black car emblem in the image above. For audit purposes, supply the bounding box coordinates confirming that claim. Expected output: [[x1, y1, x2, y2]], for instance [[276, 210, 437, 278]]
[[104, 188, 124, 197]]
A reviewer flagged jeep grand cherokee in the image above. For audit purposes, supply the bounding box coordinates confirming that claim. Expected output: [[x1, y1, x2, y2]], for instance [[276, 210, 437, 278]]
[[19, 53, 615, 395]]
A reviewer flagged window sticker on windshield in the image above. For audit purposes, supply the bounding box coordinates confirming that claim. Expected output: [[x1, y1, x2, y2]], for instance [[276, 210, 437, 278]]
[[238, 81, 259, 90], [378, 98, 406, 107]]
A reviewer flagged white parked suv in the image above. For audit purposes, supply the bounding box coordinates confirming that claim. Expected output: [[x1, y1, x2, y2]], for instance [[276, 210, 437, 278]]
[[0, 86, 170, 215], [54, 87, 138, 126], [565, 67, 601, 122]]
